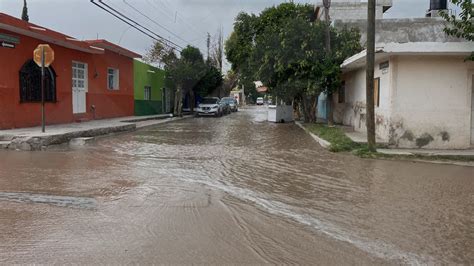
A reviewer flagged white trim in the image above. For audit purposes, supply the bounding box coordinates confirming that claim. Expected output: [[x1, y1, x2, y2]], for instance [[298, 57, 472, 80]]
[[72, 61, 88, 92], [342, 42, 474, 71], [107, 67, 120, 90], [29, 26, 46, 31], [89, 45, 105, 52]]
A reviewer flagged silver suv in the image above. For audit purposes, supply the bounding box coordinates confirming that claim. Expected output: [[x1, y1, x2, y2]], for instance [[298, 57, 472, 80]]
[[196, 97, 223, 117]]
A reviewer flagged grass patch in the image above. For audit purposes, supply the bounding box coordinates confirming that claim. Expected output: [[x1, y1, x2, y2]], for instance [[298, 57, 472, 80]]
[[304, 123, 474, 163], [305, 124, 362, 152]]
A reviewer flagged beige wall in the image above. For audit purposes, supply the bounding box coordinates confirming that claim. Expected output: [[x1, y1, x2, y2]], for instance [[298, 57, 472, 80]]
[[334, 57, 392, 141], [338, 54, 474, 149], [391, 55, 473, 149]]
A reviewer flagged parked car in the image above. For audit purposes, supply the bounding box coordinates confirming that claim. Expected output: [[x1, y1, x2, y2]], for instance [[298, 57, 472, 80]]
[[219, 99, 232, 115], [221, 97, 238, 112], [196, 97, 223, 117], [256, 97, 264, 105]]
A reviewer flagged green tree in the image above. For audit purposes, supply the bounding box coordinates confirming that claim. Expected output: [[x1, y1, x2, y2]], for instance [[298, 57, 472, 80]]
[[225, 2, 361, 122], [195, 65, 223, 97], [441, 0, 473, 60], [225, 13, 259, 100], [21, 0, 29, 22], [166, 46, 206, 115]]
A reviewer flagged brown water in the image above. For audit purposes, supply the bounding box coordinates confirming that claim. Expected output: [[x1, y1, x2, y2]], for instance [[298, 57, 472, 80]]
[[0, 107, 473, 264]]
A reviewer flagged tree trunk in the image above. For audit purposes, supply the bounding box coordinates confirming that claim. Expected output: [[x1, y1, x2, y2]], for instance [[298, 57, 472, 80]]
[[301, 93, 317, 123], [366, 0, 377, 151], [293, 99, 302, 121], [327, 92, 334, 126], [174, 85, 182, 117], [189, 89, 195, 113], [309, 95, 317, 123]]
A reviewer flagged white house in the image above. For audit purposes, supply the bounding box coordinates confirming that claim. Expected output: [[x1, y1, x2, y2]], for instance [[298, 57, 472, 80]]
[[334, 42, 474, 149]]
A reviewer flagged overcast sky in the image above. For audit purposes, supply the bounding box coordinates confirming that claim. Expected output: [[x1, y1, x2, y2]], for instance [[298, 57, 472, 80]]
[[0, 0, 457, 70]]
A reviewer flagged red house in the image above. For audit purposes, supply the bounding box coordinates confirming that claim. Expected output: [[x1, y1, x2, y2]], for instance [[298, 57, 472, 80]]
[[0, 13, 141, 129]]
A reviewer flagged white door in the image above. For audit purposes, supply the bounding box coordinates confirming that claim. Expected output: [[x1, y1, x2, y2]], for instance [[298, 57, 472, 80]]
[[72, 62, 87, 114], [471, 75, 474, 145]]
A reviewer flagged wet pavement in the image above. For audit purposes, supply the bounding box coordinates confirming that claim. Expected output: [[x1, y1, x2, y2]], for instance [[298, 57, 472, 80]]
[[0, 107, 473, 264]]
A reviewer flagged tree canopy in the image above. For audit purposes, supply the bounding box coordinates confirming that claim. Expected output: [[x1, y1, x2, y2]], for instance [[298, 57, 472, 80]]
[[225, 2, 362, 122], [441, 0, 473, 60], [145, 42, 224, 115]]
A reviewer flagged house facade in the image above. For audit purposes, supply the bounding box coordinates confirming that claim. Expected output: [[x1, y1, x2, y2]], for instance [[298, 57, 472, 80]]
[[133, 60, 171, 116], [334, 42, 474, 149], [0, 13, 140, 129]]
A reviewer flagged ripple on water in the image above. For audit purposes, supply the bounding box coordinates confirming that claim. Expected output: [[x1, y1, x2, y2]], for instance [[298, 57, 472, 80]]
[[0, 192, 97, 209]]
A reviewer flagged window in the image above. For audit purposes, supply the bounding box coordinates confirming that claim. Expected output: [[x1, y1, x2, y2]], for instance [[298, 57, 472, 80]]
[[107, 68, 119, 90], [338, 81, 345, 103], [19, 59, 56, 102], [374, 77, 380, 107], [72, 61, 87, 91], [144, 86, 151, 100]]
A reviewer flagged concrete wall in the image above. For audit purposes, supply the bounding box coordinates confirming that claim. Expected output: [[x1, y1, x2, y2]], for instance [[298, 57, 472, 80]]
[[334, 18, 464, 45], [338, 55, 474, 149], [334, 57, 392, 141], [316, 0, 391, 20], [390, 55, 474, 149]]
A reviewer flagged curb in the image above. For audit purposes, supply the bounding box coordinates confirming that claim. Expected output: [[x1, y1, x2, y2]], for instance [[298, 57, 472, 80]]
[[295, 121, 331, 149], [1, 115, 193, 151]]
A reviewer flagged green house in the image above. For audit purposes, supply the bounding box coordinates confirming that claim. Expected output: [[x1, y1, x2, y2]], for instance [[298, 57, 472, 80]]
[[134, 60, 169, 116]]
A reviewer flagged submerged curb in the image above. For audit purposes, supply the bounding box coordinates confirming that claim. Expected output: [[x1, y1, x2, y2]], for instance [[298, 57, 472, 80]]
[[295, 121, 331, 149], [1, 115, 193, 151]]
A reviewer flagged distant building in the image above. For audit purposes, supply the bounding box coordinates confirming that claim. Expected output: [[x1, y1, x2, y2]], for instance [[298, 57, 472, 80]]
[[314, 0, 393, 21], [0, 13, 141, 129], [133, 60, 172, 115]]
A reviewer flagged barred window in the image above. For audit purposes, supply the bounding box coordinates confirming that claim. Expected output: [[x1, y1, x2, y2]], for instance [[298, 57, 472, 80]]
[[19, 59, 56, 102], [144, 86, 151, 100]]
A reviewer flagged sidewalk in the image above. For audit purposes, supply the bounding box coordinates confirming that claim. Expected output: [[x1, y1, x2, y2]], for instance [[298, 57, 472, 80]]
[[377, 148, 474, 157], [0, 114, 186, 151], [296, 121, 474, 165], [342, 127, 388, 145], [339, 127, 474, 156]]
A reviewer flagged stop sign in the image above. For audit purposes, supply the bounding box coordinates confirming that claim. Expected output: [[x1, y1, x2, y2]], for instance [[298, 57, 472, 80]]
[[33, 44, 54, 67]]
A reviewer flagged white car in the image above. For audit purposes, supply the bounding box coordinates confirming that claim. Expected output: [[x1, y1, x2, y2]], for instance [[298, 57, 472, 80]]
[[256, 97, 264, 105], [196, 97, 223, 117]]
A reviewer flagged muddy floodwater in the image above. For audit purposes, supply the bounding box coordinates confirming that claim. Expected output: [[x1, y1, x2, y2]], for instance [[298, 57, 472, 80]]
[[0, 107, 473, 264]]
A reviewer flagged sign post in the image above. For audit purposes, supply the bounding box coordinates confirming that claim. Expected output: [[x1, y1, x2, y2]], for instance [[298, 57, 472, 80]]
[[33, 44, 54, 133]]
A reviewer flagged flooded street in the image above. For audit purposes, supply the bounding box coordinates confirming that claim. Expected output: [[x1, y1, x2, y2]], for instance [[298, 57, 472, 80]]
[[0, 107, 473, 264]]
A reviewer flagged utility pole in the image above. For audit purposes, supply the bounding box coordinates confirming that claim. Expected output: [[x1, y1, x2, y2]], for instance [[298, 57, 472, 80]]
[[366, 0, 376, 151], [21, 0, 29, 22], [323, 0, 331, 52], [323, 0, 334, 126], [206, 32, 211, 63]]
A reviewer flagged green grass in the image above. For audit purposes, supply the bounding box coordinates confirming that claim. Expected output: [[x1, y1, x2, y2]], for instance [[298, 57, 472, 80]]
[[305, 124, 362, 152], [304, 123, 474, 163]]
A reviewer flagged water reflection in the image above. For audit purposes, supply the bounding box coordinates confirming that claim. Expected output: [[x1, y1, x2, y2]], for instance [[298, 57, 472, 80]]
[[0, 107, 472, 264]]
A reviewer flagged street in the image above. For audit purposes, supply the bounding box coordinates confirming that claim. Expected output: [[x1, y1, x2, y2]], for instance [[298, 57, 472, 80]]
[[0, 107, 473, 264]]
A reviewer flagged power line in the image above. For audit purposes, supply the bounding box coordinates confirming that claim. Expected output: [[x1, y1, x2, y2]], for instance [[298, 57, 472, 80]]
[[122, 0, 190, 46], [153, 0, 208, 37], [90, 0, 182, 52], [98, 0, 182, 49]]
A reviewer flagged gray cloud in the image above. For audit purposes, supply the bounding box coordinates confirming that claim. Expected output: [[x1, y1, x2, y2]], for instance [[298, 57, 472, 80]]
[[0, 0, 455, 70]]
